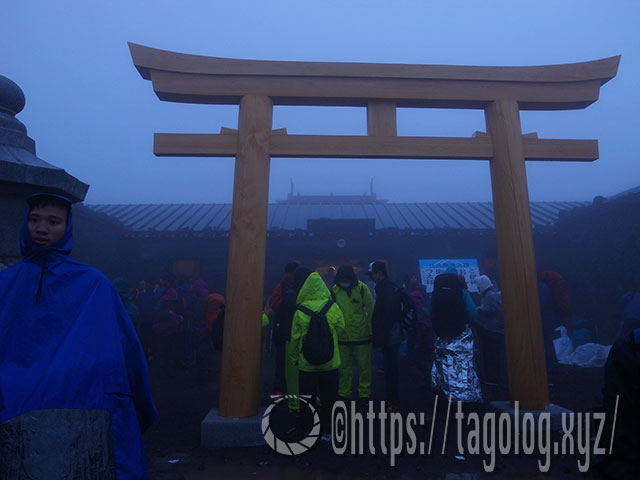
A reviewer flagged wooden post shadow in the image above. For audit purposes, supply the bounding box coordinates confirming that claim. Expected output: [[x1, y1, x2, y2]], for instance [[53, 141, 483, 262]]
[[130, 43, 619, 414]]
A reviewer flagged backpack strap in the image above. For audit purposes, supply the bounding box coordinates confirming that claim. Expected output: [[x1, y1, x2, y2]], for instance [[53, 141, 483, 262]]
[[296, 299, 334, 317], [319, 299, 334, 316], [297, 304, 315, 317]]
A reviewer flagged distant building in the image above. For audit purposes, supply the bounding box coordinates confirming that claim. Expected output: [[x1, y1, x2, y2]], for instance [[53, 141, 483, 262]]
[[85, 193, 586, 293]]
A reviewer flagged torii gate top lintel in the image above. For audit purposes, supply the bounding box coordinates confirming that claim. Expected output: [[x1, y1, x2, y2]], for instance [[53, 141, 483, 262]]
[[129, 42, 619, 110]]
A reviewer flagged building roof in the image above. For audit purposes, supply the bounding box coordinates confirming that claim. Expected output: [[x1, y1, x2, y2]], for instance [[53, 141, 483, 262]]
[[86, 200, 587, 233]]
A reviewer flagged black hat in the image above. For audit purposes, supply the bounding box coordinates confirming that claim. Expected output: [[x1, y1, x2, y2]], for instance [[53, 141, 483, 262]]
[[27, 192, 73, 207], [366, 261, 387, 276]]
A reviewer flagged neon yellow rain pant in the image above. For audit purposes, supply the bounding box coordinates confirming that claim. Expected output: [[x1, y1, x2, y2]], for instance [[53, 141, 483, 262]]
[[338, 342, 372, 399], [285, 340, 299, 410]]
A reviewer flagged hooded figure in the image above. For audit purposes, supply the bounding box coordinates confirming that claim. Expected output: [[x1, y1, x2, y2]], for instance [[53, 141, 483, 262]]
[[332, 265, 374, 400], [473, 275, 506, 386], [289, 272, 344, 435], [0, 194, 157, 479]]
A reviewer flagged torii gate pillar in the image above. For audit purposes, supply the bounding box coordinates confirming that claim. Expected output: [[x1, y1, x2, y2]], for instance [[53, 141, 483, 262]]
[[219, 95, 273, 417], [486, 99, 548, 405]]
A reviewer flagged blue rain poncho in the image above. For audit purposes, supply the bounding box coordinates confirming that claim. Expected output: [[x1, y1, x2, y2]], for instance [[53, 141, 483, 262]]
[[0, 199, 157, 479]]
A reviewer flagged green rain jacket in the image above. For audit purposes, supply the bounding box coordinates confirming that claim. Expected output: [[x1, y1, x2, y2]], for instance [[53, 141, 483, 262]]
[[332, 281, 374, 343], [289, 272, 345, 372]]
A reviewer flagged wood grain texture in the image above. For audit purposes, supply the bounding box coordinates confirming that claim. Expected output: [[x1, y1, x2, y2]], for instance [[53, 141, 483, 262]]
[[218, 95, 273, 418], [485, 98, 549, 410], [154, 133, 598, 161], [130, 43, 619, 85], [149, 70, 603, 110], [131, 44, 618, 415], [367, 102, 397, 136]]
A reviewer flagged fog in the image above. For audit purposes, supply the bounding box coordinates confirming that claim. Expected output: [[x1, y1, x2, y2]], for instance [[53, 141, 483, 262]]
[[3, 0, 638, 205]]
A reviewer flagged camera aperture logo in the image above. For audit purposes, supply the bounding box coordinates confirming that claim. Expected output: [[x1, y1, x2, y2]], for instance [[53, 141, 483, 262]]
[[262, 395, 320, 455]]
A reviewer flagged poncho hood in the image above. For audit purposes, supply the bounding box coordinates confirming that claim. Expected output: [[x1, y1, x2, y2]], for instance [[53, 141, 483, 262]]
[[297, 272, 331, 306], [20, 194, 74, 258]]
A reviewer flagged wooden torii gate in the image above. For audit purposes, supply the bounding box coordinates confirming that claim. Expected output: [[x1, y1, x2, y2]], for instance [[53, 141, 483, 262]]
[[129, 43, 619, 415]]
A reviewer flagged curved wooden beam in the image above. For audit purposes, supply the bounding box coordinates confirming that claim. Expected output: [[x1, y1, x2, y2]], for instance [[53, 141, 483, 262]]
[[129, 43, 619, 85], [128, 43, 619, 110]]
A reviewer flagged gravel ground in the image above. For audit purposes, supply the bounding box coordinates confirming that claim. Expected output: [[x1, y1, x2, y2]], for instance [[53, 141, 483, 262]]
[[144, 345, 606, 479]]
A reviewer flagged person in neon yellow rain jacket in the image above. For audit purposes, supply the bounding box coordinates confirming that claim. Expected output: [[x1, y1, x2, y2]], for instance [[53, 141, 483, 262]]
[[332, 265, 374, 402], [289, 272, 344, 436]]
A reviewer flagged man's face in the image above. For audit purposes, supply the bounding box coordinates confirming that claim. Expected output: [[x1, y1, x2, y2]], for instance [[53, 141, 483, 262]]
[[27, 204, 68, 247]]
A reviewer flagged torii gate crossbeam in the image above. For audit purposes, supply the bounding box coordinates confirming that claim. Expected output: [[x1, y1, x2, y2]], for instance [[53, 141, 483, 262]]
[[129, 43, 619, 416]]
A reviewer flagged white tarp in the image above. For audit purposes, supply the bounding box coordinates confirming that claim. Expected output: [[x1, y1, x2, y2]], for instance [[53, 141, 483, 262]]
[[553, 326, 611, 368]]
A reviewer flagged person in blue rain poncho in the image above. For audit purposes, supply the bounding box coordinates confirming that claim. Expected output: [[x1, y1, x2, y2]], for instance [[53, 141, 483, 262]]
[[0, 193, 157, 479]]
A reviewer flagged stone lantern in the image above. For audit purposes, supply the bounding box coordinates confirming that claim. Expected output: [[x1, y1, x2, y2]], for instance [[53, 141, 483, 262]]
[[0, 75, 88, 267]]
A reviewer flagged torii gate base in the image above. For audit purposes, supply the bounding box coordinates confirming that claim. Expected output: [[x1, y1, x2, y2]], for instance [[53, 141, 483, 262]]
[[490, 401, 574, 435], [201, 408, 265, 448]]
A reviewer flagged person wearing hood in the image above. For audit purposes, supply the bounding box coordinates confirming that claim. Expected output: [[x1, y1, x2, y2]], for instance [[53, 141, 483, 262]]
[[289, 272, 344, 438], [0, 193, 157, 479], [429, 267, 482, 403], [473, 275, 505, 385], [332, 265, 374, 403], [280, 266, 313, 411], [474, 275, 503, 333]]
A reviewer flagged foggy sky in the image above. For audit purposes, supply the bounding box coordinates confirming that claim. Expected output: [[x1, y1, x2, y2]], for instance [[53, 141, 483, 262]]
[[2, 1, 638, 205]]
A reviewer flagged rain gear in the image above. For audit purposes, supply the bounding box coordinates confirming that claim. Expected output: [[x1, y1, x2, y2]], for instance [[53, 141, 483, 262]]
[[0, 200, 157, 479], [372, 276, 405, 347], [289, 273, 345, 372], [332, 281, 374, 343], [332, 271, 374, 399]]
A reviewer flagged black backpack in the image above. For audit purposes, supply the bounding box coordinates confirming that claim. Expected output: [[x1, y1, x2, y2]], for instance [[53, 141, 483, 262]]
[[430, 273, 467, 339], [297, 300, 335, 365], [396, 287, 416, 330]]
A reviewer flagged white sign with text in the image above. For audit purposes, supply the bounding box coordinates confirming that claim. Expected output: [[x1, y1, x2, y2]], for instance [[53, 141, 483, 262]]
[[418, 258, 480, 292]]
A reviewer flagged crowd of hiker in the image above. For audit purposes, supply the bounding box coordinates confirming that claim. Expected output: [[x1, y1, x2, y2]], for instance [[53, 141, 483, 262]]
[[101, 257, 640, 475], [2, 194, 638, 479], [108, 259, 638, 440], [2, 192, 637, 477]]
